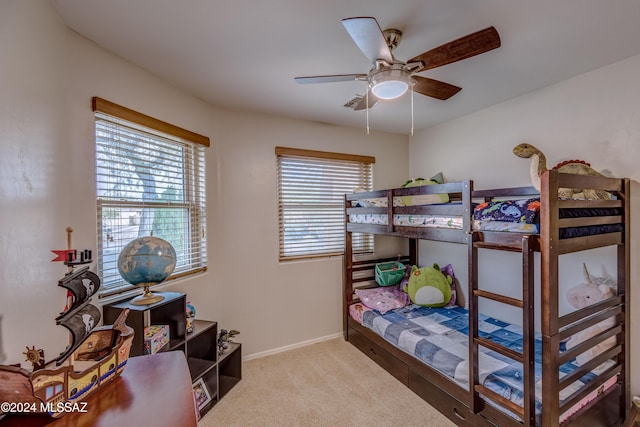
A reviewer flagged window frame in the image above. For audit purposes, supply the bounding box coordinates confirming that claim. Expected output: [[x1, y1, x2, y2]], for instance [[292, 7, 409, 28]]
[[93, 97, 209, 297], [276, 146, 375, 261]]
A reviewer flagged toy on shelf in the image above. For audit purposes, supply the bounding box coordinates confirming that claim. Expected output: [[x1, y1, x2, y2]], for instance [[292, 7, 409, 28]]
[[217, 329, 240, 355], [23, 346, 45, 371], [143, 325, 170, 354], [0, 227, 135, 418], [51, 227, 95, 313], [186, 302, 196, 334], [117, 236, 177, 306]]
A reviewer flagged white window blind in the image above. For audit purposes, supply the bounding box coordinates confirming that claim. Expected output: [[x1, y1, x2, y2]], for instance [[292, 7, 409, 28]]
[[94, 98, 208, 297], [276, 147, 374, 260]]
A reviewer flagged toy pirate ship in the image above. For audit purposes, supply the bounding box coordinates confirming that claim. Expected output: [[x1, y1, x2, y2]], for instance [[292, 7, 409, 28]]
[[0, 229, 134, 418]]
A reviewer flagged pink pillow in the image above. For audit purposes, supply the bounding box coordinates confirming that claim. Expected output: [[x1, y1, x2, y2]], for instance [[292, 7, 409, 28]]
[[355, 285, 410, 314], [349, 303, 372, 324]]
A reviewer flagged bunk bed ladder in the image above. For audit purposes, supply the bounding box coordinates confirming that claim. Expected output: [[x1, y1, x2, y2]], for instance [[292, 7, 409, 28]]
[[470, 232, 539, 426]]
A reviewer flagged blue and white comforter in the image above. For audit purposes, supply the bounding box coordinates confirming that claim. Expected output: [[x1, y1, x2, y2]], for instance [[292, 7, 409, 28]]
[[360, 304, 615, 420]]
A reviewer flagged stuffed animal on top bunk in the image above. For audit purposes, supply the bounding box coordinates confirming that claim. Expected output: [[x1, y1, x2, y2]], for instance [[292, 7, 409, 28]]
[[512, 142, 612, 200], [397, 172, 449, 206], [404, 263, 453, 308], [400, 171, 445, 188], [560, 263, 617, 367]]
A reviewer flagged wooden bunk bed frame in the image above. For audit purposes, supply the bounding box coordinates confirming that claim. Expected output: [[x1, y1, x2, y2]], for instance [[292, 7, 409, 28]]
[[343, 170, 630, 427]]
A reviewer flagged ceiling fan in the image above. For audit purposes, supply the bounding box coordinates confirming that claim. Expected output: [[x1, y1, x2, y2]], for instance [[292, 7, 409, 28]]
[[294, 17, 501, 110]]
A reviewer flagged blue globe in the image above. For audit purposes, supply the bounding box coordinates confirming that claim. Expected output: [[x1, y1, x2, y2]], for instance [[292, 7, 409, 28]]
[[117, 236, 177, 286]]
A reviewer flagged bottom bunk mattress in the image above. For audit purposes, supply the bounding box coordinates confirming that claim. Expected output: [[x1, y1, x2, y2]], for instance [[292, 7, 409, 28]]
[[349, 303, 617, 424]]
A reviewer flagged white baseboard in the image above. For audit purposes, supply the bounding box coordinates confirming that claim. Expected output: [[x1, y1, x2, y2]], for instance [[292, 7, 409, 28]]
[[243, 332, 343, 361]]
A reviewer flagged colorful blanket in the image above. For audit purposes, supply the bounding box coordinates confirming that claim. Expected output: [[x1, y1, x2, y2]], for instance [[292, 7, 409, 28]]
[[472, 198, 624, 238], [473, 198, 540, 223]]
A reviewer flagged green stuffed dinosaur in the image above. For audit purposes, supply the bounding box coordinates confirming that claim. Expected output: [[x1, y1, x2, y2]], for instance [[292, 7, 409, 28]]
[[398, 173, 449, 206], [404, 263, 452, 308]]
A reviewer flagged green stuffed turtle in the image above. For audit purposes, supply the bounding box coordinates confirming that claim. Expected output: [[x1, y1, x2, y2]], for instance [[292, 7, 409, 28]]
[[404, 263, 452, 307]]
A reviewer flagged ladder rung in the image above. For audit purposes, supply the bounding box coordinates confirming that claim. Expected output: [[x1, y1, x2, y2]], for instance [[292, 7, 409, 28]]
[[475, 384, 524, 418], [475, 337, 523, 363], [473, 241, 523, 252], [474, 289, 523, 308]]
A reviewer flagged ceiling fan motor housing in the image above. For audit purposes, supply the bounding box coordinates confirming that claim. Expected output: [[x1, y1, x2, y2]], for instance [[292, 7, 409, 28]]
[[383, 28, 402, 51]]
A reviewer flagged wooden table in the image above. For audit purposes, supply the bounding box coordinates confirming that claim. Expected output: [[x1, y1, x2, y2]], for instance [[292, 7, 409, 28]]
[[1, 351, 197, 427]]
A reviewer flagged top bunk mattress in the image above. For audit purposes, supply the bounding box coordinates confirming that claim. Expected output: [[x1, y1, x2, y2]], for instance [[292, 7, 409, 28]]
[[473, 197, 624, 237], [347, 182, 467, 231], [349, 208, 464, 230]]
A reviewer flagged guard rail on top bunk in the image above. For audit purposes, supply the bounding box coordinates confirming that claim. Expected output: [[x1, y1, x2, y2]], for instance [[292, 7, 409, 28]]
[[344, 180, 473, 244]]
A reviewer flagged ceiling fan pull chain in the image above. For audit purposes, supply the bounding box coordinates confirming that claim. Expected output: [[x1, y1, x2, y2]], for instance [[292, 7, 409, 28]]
[[366, 89, 370, 135], [410, 84, 414, 136]]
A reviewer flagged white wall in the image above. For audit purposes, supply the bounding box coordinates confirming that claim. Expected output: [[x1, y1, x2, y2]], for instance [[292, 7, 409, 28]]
[[0, 2, 408, 366], [210, 109, 408, 356], [410, 54, 640, 395]]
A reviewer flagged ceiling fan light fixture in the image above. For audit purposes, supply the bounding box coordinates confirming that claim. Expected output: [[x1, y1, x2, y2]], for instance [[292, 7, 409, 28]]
[[369, 67, 412, 100], [371, 80, 408, 100]]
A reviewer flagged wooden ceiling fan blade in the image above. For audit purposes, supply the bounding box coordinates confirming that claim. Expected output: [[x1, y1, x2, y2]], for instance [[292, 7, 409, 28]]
[[412, 76, 461, 100], [342, 17, 393, 65], [295, 74, 367, 84], [353, 91, 378, 111], [409, 26, 500, 71]]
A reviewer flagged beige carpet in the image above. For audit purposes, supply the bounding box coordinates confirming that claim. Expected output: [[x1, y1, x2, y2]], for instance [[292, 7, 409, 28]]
[[200, 338, 455, 427]]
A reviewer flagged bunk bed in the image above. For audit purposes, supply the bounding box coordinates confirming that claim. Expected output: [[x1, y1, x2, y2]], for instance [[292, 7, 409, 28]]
[[343, 170, 630, 427]]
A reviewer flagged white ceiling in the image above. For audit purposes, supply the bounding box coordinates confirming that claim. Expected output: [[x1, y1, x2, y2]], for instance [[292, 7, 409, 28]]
[[51, 0, 640, 135]]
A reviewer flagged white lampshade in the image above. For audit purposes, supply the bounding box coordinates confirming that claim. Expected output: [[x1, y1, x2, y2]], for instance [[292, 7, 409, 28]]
[[371, 80, 409, 99], [369, 67, 411, 100]]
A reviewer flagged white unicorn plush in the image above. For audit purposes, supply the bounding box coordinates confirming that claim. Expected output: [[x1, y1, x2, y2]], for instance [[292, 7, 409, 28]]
[[563, 263, 617, 367]]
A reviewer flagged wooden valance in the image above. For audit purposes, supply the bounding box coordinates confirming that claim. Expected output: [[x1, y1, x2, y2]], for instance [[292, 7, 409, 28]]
[[92, 97, 210, 147]]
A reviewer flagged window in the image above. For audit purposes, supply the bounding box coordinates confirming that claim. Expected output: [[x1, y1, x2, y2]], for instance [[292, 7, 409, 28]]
[[276, 147, 374, 260], [93, 97, 208, 297]]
